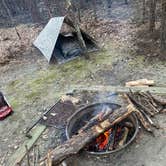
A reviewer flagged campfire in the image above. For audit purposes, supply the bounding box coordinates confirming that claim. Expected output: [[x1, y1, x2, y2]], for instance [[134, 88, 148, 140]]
[[86, 119, 135, 153], [37, 91, 165, 165], [66, 103, 138, 155]]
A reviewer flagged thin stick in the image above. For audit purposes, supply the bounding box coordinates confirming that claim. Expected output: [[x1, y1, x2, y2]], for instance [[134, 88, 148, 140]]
[[33, 145, 37, 166], [25, 145, 31, 166], [36, 145, 40, 165], [46, 150, 52, 166], [126, 93, 155, 125], [127, 104, 153, 132]]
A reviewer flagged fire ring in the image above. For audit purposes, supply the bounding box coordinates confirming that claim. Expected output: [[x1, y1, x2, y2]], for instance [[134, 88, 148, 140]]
[[66, 103, 139, 155]]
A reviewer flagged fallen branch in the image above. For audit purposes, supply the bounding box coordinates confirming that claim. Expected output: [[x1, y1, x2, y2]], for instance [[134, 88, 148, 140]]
[[118, 127, 129, 147]]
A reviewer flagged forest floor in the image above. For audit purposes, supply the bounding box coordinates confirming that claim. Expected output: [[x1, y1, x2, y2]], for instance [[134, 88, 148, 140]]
[[0, 0, 166, 166]]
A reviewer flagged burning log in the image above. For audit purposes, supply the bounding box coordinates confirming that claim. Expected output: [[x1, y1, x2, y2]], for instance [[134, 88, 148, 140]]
[[124, 121, 134, 128], [44, 107, 133, 165], [106, 127, 116, 151], [85, 117, 136, 153], [79, 106, 113, 133]]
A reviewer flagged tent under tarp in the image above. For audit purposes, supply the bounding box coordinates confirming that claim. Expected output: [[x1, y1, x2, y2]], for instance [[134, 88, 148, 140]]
[[33, 16, 98, 64]]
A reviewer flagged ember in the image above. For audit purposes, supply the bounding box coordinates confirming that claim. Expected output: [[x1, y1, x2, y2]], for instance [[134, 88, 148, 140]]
[[96, 129, 111, 151], [86, 119, 134, 152]]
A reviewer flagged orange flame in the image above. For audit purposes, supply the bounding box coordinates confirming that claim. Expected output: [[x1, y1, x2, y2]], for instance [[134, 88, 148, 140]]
[[96, 129, 112, 150]]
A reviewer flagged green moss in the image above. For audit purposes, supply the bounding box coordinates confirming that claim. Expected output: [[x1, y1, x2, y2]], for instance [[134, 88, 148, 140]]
[[10, 98, 20, 109], [128, 55, 146, 68], [7, 79, 21, 91], [4, 47, 118, 107]]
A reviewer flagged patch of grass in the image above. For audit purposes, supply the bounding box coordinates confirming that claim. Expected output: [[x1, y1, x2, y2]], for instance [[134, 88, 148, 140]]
[[25, 90, 42, 100], [10, 98, 20, 109], [128, 55, 146, 68], [7, 79, 21, 91]]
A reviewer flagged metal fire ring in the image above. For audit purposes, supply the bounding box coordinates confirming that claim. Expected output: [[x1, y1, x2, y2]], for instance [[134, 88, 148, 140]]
[[66, 102, 139, 155]]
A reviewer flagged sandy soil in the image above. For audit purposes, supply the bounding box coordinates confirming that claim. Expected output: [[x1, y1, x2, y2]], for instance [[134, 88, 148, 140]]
[[0, 0, 166, 166]]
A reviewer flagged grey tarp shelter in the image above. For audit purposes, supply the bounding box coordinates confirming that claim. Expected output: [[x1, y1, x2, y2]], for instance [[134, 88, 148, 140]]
[[33, 17, 65, 63], [33, 17, 98, 63]]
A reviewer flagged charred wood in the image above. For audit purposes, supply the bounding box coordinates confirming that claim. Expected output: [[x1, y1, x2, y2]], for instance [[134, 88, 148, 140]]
[[118, 127, 129, 147], [79, 106, 114, 133]]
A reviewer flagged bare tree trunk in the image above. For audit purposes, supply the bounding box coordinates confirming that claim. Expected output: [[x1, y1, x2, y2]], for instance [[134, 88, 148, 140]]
[[28, 0, 41, 22], [142, 0, 146, 23], [92, 0, 98, 21], [1, 0, 21, 40], [160, 0, 166, 53], [44, 0, 52, 18], [149, 0, 157, 32]]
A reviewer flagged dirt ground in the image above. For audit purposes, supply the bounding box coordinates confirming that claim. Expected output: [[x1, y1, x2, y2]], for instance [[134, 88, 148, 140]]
[[0, 0, 166, 166]]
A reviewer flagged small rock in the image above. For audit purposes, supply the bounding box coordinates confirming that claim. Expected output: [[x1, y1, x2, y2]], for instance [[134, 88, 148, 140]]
[[3, 138, 8, 142], [43, 116, 47, 120], [42, 134, 48, 140], [14, 145, 18, 150], [38, 112, 42, 115], [50, 113, 56, 116]]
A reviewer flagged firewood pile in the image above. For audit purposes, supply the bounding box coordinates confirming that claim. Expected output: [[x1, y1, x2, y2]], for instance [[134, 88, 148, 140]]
[[124, 91, 166, 132]]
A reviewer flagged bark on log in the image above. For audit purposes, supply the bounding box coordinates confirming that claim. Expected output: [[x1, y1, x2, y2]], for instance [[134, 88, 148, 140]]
[[48, 108, 133, 165]]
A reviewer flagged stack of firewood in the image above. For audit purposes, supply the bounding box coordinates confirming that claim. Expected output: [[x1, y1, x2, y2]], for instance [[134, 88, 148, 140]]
[[124, 91, 166, 132]]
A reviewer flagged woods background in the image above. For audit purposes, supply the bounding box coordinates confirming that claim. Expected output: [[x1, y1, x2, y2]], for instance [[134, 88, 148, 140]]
[[0, 0, 166, 54]]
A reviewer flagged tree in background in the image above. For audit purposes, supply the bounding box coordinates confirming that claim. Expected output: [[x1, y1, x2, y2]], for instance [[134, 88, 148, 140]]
[[160, 0, 166, 53], [149, 0, 157, 32], [142, 0, 146, 23], [28, 0, 41, 22]]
